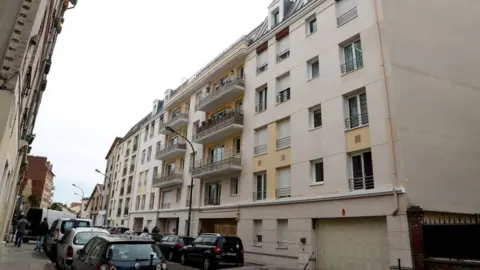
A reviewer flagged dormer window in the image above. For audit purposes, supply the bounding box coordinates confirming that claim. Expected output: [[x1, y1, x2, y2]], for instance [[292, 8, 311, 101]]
[[273, 10, 280, 26]]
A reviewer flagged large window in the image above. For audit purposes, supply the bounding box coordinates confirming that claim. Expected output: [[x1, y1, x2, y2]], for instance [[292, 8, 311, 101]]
[[276, 73, 290, 104], [254, 172, 267, 201], [254, 127, 267, 155], [276, 167, 291, 198], [255, 87, 268, 113], [205, 182, 221, 206], [311, 159, 324, 183], [276, 118, 291, 149], [253, 220, 263, 245], [350, 151, 374, 190], [341, 39, 363, 74], [346, 91, 368, 129]]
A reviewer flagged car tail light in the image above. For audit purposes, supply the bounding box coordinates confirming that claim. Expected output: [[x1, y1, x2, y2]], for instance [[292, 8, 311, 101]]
[[54, 228, 59, 241], [66, 246, 74, 258], [213, 245, 221, 254], [241, 248, 244, 255], [96, 264, 117, 270], [176, 243, 184, 248]]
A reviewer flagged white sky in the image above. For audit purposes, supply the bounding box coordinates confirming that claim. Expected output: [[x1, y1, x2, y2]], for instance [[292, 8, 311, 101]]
[[31, 0, 272, 203]]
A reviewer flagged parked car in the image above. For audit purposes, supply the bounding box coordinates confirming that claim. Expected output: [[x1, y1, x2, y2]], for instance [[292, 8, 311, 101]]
[[55, 227, 109, 269], [180, 233, 244, 270], [158, 235, 194, 262], [150, 233, 164, 243], [22, 207, 76, 243], [108, 227, 130, 235], [44, 218, 92, 262], [71, 235, 168, 270]]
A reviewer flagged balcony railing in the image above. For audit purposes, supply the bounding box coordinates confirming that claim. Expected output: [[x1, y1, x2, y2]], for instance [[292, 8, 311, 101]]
[[255, 102, 267, 114], [192, 149, 241, 178], [153, 170, 184, 188], [155, 143, 186, 160], [276, 88, 291, 104], [254, 144, 267, 156], [276, 187, 291, 199], [276, 136, 291, 149], [194, 112, 244, 144], [345, 113, 369, 129], [341, 56, 363, 74], [195, 78, 245, 112], [337, 7, 358, 27], [161, 202, 171, 209], [348, 175, 374, 191], [253, 191, 267, 201], [204, 196, 221, 206]]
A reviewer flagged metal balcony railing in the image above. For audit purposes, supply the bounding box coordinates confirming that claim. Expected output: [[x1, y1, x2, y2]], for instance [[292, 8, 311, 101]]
[[337, 7, 358, 27], [153, 170, 183, 186], [345, 113, 369, 129], [253, 191, 267, 201], [341, 56, 363, 74], [348, 175, 374, 191], [276, 136, 291, 149], [256, 63, 268, 75], [161, 203, 171, 209], [204, 196, 221, 206], [276, 49, 290, 63], [254, 144, 267, 155], [195, 78, 245, 110], [155, 143, 186, 157], [255, 101, 267, 113], [276, 88, 291, 104], [276, 187, 291, 199], [194, 112, 243, 141], [160, 112, 188, 128], [192, 149, 241, 176]]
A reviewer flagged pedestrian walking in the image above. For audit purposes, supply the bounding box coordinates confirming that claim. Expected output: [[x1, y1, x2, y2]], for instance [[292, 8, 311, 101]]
[[35, 218, 49, 251], [14, 215, 29, 247]]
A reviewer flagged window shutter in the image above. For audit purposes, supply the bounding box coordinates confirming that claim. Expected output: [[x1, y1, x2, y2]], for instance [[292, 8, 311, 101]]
[[257, 51, 268, 66], [337, 0, 356, 14], [277, 119, 290, 139], [276, 74, 290, 92], [277, 167, 290, 188], [255, 127, 267, 146], [276, 36, 289, 54]]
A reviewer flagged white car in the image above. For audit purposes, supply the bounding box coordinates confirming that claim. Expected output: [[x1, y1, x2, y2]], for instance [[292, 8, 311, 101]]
[[55, 227, 109, 269]]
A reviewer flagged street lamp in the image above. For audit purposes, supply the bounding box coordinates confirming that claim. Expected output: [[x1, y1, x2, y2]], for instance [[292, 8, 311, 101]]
[[166, 126, 195, 237], [95, 169, 112, 226], [73, 192, 83, 218], [72, 184, 85, 218]]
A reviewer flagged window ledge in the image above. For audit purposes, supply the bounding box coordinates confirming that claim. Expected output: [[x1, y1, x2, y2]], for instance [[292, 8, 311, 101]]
[[230, 194, 238, 197], [276, 146, 290, 151], [309, 126, 322, 132], [253, 243, 263, 247], [345, 123, 369, 132], [275, 99, 291, 106], [307, 75, 319, 82], [254, 110, 267, 115], [306, 31, 316, 38], [276, 246, 288, 250], [341, 65, 364, 77], [310, 182, 324, 187], [254, 152, 267, 157]]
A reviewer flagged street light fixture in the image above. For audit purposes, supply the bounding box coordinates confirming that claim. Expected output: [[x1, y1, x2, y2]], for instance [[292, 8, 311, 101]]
[[95, 168, 112, 226], [166, 126, 195, 237]]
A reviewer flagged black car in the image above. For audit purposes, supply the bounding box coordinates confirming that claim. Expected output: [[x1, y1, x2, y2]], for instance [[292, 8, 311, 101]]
[[158, 235, 194, 261], [180, 233, 244, 270], [71, 235, 168, 270]]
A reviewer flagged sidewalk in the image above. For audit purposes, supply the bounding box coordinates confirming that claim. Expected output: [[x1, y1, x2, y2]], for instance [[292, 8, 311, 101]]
[[0, 241, 52, 270]]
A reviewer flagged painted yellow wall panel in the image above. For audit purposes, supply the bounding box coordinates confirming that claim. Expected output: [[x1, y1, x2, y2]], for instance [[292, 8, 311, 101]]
[[345, 126, 371, 153], [202, 132, 242, 161]]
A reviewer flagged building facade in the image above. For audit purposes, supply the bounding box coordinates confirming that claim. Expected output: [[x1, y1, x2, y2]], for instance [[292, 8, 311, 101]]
[[20, 155, 55, 208], [98, 0, 480, 269], [85, 184, 103, 225], [0, 0, 75, 241]]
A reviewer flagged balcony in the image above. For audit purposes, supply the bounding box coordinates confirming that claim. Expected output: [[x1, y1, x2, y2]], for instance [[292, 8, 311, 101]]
[[161, 202, 171, 209], [155, 143, 187, 161], [158, 113, 189, 135], [253, 191, 266, 201], [152, 170, 184, 189], [194, 112, 244, 144], [195, 78, 245, 112], [204, 196, 221, 206], [348, 175, 374, 191], [192, 150, 241, 178]]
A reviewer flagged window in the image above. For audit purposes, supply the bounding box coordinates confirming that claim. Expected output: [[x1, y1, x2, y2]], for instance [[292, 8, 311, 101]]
[[254, 172, 267, 201], [308, 57, 319, 79], [152, 166, 158, 181], [147, 146, 152, 162], [155, 141, 161, 154], [138, 172, 143, 187], [256, 51, 268, 74], [273, 10, 280, 26], [310, 105, 322, 129], [276, 36, 290, 62], [277, 219, 288, 248], [165, 162, 175, 175], [276, 167, 291, 198], [230, 177, 238, 196], [205, 182, 221, 206], [144, 170, 148, 186], [162, 190, 173, 209], [276, 118, 291, 149], [276, 73, 290, 104], [169, 136, 178, 146], [253, 220, 263, 245], [307, 16, 317, 35], [254, 127, 267, 155], [346, 91, 368, 129], [144, 126, 149, 142], [141, 195, 146, 210], [312, 159, 324, 183], [135, 196, 140, 210], [141, 150, 146, 164], [255, 86, 267, 113], [210, 145, 224, 163], [235, 99, 243, 114], [350, 151, 374, 190], [341, 39, 363, 74], [233, 137, 241, 155], [336, 0, 358, 26], [150, 122, 155, 138], [149, 193, 155, 210], [185, 101, 190, 113], [176, 188, 181, 202]]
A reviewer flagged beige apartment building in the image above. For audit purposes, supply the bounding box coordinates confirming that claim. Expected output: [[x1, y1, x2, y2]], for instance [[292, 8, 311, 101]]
[[0, 0, 75, 241], [97, 0, 480, 269]]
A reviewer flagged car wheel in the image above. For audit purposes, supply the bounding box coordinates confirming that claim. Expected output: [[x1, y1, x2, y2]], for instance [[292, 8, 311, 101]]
[[236, 262, 244, 267], [180, 253, 187, 265], [168, 251, 174, 261]]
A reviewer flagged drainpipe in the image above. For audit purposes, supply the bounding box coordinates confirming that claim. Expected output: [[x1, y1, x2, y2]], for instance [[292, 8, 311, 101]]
[[372, 0, 400, 216]]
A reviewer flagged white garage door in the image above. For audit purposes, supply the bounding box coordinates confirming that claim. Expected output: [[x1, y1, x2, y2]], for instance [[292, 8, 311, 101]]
[[316, 217, 389, 270]]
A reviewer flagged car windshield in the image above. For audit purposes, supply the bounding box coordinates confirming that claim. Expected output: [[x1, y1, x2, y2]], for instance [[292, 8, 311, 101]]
[[107, 243, 162, 261], [179, 237, 193, 245], [61, 221, 90, 234], [73, 231, 109, 245]]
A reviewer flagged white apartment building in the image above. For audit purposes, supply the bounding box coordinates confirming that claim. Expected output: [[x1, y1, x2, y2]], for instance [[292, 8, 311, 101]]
[[0, 0, 75, 241], [100, 0, 480, 269]]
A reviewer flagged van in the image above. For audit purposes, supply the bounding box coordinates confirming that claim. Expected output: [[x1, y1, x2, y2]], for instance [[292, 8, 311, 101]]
[[23, 207, 76, 243], [44, 218, 91, 262]]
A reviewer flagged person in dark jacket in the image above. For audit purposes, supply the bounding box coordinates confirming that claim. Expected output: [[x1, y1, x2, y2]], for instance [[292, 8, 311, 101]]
[[14, 215, 29, 247], [152, 226, 159, 234], [35, 218, 49, 251]]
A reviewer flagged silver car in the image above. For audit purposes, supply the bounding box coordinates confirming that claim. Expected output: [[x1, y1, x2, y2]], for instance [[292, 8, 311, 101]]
[[56, 227, 109, 269]]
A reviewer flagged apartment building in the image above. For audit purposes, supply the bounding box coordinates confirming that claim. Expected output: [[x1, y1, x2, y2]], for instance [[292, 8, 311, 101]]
[[0, 0, 75, 242], [20, 155, 55, 208], [129, 100, 167, 232], [85, 184, 103, 225], [98, 137, 121, 225]]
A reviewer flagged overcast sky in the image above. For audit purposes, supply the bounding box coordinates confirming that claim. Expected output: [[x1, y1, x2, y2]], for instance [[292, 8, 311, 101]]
[[31, 0, 271, 204]]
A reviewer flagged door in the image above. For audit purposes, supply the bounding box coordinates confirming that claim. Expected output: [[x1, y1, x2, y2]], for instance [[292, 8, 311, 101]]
[[316, 217, 389, 270], [189, 236, 204, 262], [46, 220, 59, 253], [210, 146, 224, 163]]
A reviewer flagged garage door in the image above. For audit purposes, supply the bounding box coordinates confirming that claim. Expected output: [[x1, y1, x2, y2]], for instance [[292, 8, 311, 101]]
[[316, 217, 389, 270]]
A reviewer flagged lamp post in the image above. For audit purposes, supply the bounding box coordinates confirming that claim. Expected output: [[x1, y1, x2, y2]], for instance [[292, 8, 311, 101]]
[[166, 126, 195, 236], [95, 169, 112, 226], [73, 192, 83, 218], [72, 184, 84, 218]]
